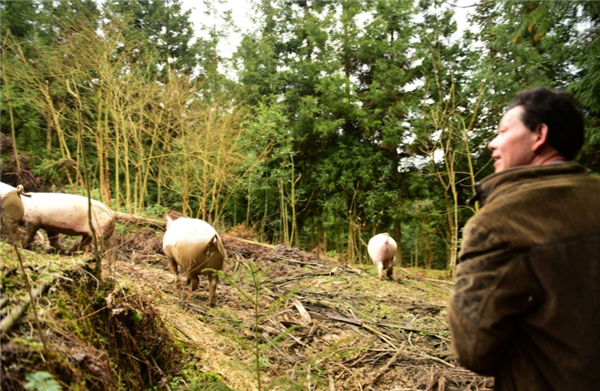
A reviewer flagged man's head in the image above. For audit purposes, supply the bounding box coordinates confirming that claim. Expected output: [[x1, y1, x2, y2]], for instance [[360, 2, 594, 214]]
[[489, 87, 584, 173]]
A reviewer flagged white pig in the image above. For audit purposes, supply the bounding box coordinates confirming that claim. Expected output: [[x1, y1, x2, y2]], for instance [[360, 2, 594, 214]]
[[20, 192, 115, 253], [162, 216, 226, 307], [368, 233, 397, 280], [0, 182, 15, 196]]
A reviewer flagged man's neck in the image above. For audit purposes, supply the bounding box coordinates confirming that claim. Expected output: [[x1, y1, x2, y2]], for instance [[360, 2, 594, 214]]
[[531, 147, 566, 167], [534, 155, 566, 166]]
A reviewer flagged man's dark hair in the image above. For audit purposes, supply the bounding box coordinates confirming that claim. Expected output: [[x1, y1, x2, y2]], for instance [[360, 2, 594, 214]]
[[508, 87, 584, 160]]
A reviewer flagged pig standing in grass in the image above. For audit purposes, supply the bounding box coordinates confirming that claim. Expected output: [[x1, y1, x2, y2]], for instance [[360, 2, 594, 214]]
[[368, 233, 397, 280], [21, 192, 115, 253], [1, 185, 25, 247], [162, 216, 226, 307]]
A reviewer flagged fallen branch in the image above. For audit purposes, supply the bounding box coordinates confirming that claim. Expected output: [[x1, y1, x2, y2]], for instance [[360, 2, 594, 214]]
[[267, 272, 334, 285], [115, 212, 166, 230], [225, 236, 276, 249], [396, 268, 454, 286], [411, 351, 455, 368], [376, 321, 450, 341], [322, 312, 363, 327], [0, 278, 54, 334], [271, 255, 321, 268], [423, 278, 454, 286], [373, 349, 402, 382]]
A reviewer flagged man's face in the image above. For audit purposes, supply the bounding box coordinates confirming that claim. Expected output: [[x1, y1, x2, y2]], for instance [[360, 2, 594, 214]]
[[489, 105, 538, 173]]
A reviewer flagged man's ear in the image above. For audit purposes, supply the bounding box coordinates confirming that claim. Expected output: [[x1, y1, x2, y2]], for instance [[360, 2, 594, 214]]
[[532, 123, 550, 153]]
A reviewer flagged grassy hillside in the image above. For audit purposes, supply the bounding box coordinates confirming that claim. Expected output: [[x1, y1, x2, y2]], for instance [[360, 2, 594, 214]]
[[0, 220, 493, 390]]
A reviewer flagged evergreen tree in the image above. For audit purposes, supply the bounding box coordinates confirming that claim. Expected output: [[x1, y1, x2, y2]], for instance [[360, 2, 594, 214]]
[[103, 0, 203, 80]]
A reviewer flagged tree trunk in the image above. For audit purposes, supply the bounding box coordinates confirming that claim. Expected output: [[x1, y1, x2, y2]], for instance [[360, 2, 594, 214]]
[[394, 220, 402, 267], [316, 212, 326, 253], [4, 81, 22, 184]]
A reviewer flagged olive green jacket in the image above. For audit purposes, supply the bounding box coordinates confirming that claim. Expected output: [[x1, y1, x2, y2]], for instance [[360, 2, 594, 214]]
[[449, 161, 600, 391]]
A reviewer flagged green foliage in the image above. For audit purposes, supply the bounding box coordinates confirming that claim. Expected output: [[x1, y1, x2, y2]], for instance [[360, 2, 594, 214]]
[[169, 366, 236, 391], [129, 308, 143, 326], [30, 159, 67, 187], [141, 203, 170, 219], [0, 0, 37, 39], [24, 371, 62, 391], [103, 0, 199, 79], [2, 0, 599, 272]]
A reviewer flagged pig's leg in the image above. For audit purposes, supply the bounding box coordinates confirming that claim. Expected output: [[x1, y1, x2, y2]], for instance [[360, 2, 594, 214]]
[[66, 235, 89, 254], [181, 274, 200, 304], [23, 222, 40, 249], [77, 235, 93, 253], [46, 230, 64, 253], [207, 273, 219, 307], [167, 257, 178, 275], [189, 274, 200, 291], [166, 257, 183, 288], [386, 265, 394, 280], [377, 262, 384, 280]]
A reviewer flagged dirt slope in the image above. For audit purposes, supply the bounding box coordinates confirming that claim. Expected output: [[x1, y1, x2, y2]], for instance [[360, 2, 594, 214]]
[[0, 223, 493, 391]]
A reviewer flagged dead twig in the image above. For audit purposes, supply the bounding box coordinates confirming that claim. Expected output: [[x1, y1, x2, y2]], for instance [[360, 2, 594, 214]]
[[67, 305, 109, 324], [149, 356, 173, 391], [292, 299, 312, 325], [362, 324, 398, 350], [322, 312, 363, 327]]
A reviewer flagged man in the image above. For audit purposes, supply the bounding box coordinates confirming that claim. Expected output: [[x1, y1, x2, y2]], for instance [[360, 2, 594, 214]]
[[448, 87, 600, 391]]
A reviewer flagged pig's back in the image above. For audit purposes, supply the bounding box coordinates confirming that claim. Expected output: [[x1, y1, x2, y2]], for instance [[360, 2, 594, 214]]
[[368, 234, 397, 263], [23, 193, 114, 234], [163, 218, 217, 249]]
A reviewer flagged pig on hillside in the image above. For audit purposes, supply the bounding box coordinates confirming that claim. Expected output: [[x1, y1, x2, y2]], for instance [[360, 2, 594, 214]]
[[367, 233, 397, 280], [20, 192, 115, 253], [0, 185, 25, 247], [163, 216, 226, 307]]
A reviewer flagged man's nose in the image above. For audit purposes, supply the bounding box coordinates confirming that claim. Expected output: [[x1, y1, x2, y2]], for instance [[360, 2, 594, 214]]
[[488, 135, 498, 151]]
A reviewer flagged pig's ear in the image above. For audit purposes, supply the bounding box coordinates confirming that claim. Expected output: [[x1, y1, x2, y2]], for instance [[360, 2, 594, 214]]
[[16, 185, 31, 197], [211, 234, 218, 245], [166, 214, 173, 228]]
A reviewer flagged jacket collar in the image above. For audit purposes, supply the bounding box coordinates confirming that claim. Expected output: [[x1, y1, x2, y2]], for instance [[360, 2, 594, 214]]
[[467, 161, 588, 207]]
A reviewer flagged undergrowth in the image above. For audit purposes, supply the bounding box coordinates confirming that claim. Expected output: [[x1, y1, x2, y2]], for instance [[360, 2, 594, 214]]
[[0, 243, 232, 391]]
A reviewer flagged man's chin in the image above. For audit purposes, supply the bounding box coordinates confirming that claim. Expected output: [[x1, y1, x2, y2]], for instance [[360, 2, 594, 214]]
[[493, 160, 502, 173]]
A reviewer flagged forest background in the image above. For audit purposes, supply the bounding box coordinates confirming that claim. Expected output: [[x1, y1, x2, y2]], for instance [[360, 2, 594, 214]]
[[1, 0, 599, 273]]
